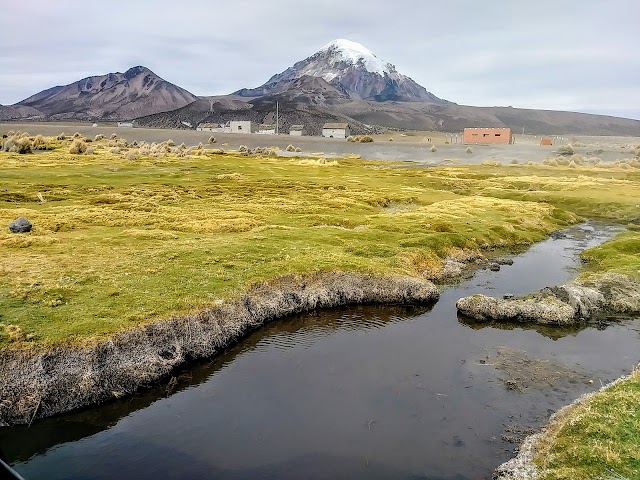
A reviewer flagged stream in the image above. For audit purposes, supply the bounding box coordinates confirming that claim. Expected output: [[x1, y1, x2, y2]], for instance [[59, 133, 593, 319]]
[[2, 222, 638, 480]]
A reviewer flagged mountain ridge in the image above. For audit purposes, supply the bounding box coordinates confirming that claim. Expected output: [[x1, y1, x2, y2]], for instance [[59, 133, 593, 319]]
[[16, 66, 197, 120]]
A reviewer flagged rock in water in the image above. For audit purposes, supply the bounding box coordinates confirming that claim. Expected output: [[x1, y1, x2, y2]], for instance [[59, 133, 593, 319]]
[[9, 217, 32, 233]]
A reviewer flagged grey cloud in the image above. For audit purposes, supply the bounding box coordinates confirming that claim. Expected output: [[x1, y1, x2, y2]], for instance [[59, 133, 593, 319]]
[[1, 0, 638, 119]]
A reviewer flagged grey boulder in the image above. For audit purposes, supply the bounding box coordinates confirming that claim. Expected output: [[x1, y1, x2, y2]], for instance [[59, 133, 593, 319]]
[[9, 217, 32, 233]]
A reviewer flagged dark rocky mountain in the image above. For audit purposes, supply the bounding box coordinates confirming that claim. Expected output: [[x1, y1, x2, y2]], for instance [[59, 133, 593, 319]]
[[235, 39, 450, 104], [16, 66, 197, 120]]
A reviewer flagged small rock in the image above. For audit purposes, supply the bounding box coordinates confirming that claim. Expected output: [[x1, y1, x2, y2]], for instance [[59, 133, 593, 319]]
[[496, 257, 514, 266], [489, 263, 501, 272], [9, 217, 32, 233], [503, 294, 515, 300], [550, 231, 567, 240]]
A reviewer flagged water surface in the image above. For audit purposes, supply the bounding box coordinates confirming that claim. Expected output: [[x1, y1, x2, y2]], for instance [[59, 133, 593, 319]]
[[2, 222, 638, 480]]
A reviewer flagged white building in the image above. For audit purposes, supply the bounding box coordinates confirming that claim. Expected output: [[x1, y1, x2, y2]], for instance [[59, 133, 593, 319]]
[[289, 125, 304, 136], [322, 123, 350, 139], [230, 121, 257, 134], [258, 124, 276, 135], [117, 122, 134, 128], [197, 122, 227, 132]]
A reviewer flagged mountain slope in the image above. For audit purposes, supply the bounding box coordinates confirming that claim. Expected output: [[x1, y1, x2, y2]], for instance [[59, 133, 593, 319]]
[[17, 66, 197, 120], [235, 39, 450, 103], [0, 104, 44, 121]]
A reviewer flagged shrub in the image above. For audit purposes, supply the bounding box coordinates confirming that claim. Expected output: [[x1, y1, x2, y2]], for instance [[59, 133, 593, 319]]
[[69, 139, 87, 154], [208, 136, 217, 145], [73, 132, 82, 139], [557, 144, 574, 155], [197, 142, 204, 150], [286, 144, 296, 152], [430, 145, 437, 152], [166, 139, 175, 147], [346, 135, 356, 142], [125, 150, 137, 161], [139, 145, 151, 156], [178, 142, 187, 150], [19, 132, 30, 138], [110, 133, 118, 140], [569, 160, 578, 168], [57, 133, 66, 140], [95, 134, 105, 141], [32, 135, 46, 150], [109, 147, 121, 154], [359, 135, 374, 143], [510, 159, 519, 165], [2, 136, 32, 154], [389, 137, 394, 141], [7, 130, 15, 136], [570, 154, 585, 165], [86, 146, 95, 155], [465, 147, 473, 154], [295, 147, 302, 153]]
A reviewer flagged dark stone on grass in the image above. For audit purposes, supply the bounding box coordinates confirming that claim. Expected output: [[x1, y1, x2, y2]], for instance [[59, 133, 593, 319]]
[[489, 263, 501, 272], [9, 217, 32, 233]]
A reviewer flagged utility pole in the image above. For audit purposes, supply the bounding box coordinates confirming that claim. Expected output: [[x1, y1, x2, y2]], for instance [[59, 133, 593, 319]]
[[276, 102, 279, 135]]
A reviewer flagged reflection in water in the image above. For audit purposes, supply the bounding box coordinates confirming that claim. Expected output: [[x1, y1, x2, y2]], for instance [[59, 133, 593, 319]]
[[2, 223, 638, 480], [457, 313, 588, 341], [0, 304, 432, 465]]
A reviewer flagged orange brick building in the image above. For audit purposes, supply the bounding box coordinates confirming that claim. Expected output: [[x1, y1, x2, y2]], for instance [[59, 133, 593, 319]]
[[463, 128, 512, 145]]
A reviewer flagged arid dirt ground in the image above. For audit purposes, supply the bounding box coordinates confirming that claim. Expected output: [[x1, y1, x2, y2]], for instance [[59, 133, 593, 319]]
[[2, 123, 639, 165]]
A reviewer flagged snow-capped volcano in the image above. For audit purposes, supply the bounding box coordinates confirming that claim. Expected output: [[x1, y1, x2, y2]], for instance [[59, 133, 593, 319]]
[[318, 39, 389, 77], [235, 39, 450, 103]]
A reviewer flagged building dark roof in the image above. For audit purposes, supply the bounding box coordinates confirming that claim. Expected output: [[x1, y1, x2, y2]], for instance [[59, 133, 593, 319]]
[[323, 123, 349, 129]]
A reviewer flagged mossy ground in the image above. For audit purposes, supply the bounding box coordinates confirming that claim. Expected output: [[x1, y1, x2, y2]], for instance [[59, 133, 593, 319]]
[[1, 138, 639, 348], [533, 369, 640, 480]]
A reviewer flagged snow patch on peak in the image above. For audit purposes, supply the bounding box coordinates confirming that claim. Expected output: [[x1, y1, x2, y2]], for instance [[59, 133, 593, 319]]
[[321, 39, 389, 76]]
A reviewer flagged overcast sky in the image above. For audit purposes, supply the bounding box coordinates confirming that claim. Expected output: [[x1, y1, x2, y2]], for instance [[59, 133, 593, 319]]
[[1, 0, 639, 119]]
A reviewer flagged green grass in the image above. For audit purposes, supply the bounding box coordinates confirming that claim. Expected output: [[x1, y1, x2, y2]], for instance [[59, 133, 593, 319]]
[[0, 145, 578, 347], [0, 140, 639, 350], [534, 370, 640, 480], [580, 232, 640, 279]]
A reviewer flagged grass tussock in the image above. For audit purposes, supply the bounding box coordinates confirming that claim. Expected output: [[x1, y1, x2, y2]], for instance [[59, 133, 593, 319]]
[[68, 139, 87, 154]]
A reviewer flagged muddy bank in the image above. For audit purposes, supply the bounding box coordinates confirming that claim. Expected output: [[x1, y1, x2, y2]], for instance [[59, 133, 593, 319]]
[[0, 272, 438, 426], [456, 273, 640, 325]]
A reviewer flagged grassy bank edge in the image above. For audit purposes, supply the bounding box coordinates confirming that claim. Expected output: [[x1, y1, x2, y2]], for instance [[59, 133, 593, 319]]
[[496, 232, 640, 480], [0, 272, 439, 425]]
